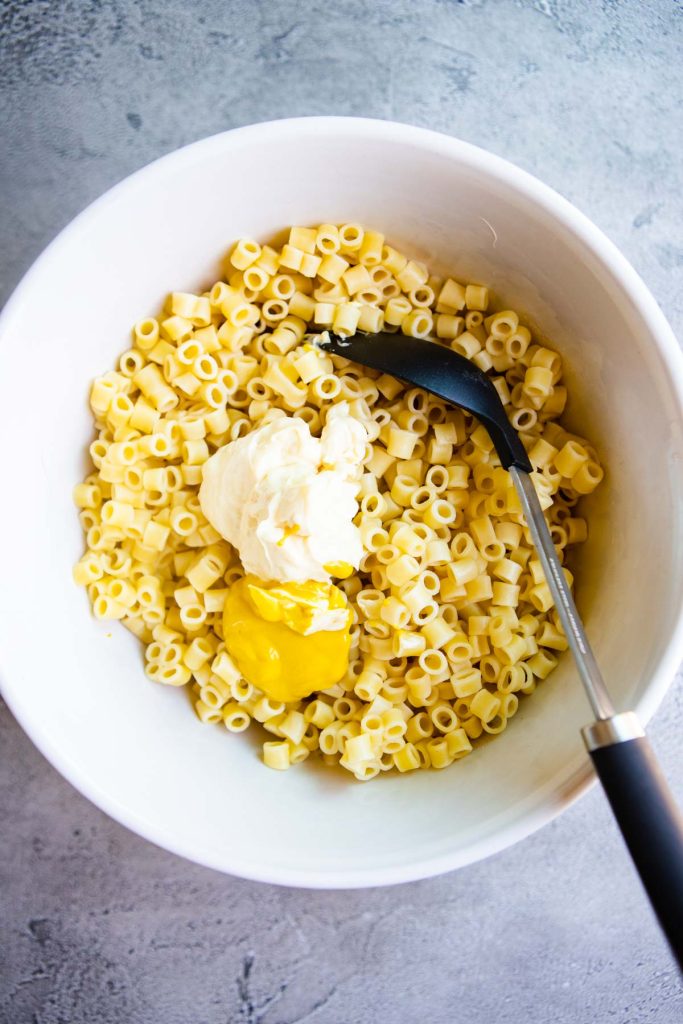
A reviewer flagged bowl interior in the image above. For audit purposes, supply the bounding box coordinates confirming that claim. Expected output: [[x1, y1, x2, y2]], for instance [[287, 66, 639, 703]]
[[1, 119, 682, 886]]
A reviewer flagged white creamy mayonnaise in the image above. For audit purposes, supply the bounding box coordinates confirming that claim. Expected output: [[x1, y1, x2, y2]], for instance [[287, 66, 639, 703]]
[[199, 403, 367, 583]]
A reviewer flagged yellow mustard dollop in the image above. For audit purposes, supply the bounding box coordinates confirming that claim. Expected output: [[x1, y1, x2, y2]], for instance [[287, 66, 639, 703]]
[[223, 575, 352, 703]]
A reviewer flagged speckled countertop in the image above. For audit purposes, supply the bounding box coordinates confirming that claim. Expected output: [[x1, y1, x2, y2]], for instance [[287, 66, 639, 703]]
[[1, 2, 682, 1022]]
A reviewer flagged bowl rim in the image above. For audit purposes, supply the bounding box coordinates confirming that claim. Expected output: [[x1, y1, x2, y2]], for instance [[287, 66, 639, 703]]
[[1, 115, 683, 889]]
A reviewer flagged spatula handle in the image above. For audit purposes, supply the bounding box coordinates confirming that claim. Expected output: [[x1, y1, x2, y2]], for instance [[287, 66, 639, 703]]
[[513, 466, 683, 965], [584, 722, 683, 967]]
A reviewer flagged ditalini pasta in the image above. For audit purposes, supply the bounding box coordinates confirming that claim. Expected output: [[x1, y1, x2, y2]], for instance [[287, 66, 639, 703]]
[[74, 225, 604, 780]]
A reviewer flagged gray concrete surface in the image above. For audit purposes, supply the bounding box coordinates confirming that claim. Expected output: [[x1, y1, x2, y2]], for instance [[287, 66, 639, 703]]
[[1, 1, 682, 1021]]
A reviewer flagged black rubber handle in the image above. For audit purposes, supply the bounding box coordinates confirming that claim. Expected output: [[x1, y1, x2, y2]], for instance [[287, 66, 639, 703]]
[[590, 736, 683, 967]]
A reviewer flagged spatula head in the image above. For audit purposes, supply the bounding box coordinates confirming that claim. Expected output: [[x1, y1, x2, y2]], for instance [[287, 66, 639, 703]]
[[317, 331, 532, 472]]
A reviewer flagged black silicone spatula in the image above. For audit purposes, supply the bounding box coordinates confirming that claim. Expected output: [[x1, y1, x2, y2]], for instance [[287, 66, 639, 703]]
[[318, 329, 683, 966]]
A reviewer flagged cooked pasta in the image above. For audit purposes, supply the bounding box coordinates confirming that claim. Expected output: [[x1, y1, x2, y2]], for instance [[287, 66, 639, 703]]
[[74, 224, 604, 781]]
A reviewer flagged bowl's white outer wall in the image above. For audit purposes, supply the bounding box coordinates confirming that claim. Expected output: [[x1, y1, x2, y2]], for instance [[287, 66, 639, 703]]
[[1, 118, 682, 889]]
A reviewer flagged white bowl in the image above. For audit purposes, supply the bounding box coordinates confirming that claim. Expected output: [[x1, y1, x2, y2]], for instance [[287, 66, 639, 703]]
[[1, 117, 682, 888]]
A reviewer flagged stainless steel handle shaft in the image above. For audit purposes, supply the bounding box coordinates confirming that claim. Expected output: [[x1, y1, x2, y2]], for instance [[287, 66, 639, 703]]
[[509, 466, 615, 721], [510, 475, 683, 968]]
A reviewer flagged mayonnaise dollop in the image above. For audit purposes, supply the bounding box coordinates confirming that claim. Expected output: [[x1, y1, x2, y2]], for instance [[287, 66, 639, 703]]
[[199, 404, 367, 584]]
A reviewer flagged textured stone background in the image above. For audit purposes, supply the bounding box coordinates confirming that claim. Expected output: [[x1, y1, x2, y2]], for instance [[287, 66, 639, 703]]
[[1, 1, 682, 1022]]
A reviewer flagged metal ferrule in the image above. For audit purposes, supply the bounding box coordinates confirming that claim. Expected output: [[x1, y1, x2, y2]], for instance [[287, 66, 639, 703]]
[[582, 712, 645, 752]]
